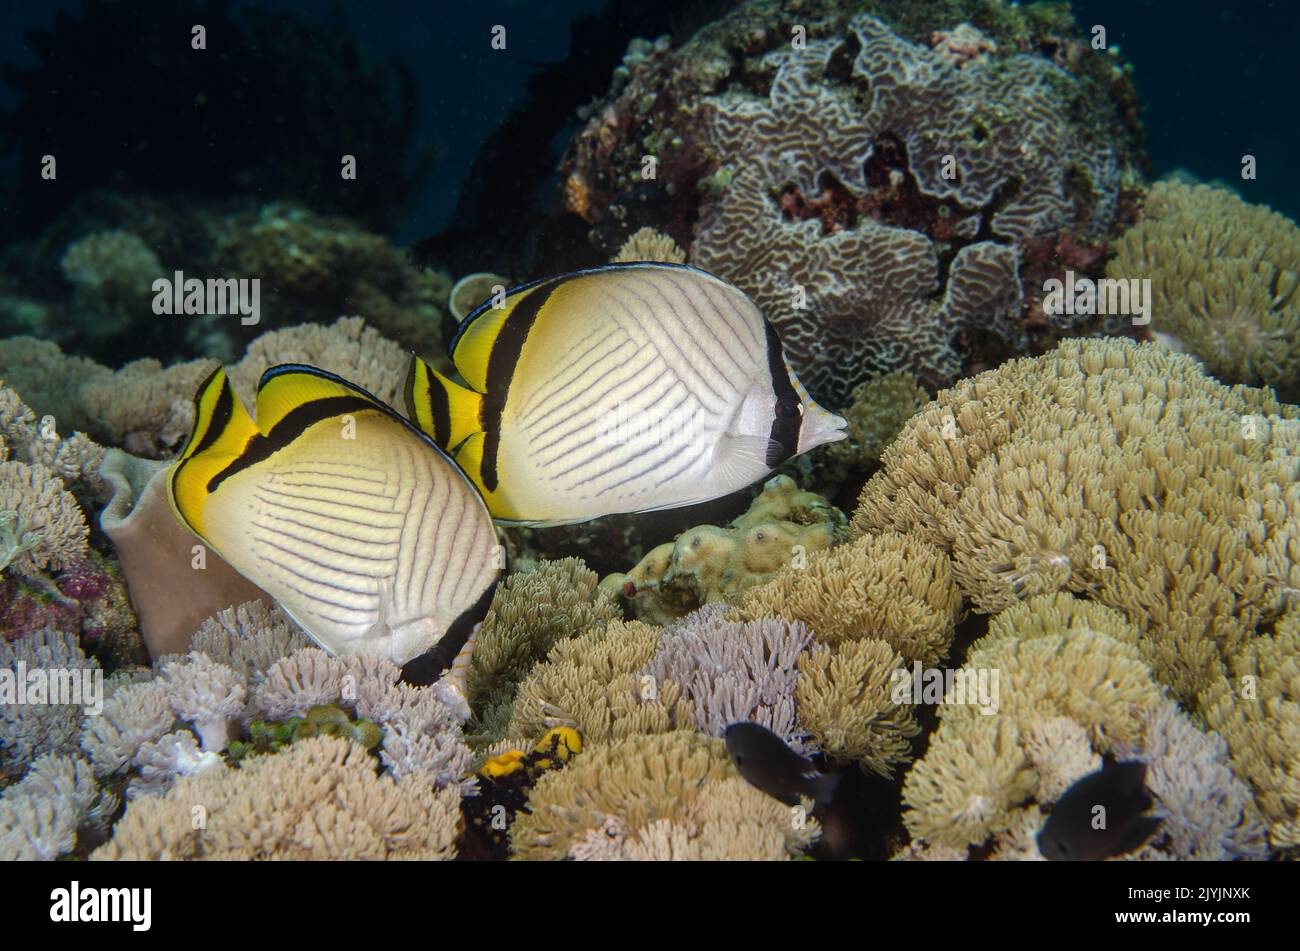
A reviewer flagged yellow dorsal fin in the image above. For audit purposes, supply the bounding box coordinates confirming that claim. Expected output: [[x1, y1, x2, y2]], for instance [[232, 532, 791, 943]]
[[450, 298, 515, 393], [254, 363, 389, 430], [167, 366, 257, 537], [405, 356, 483, 452]]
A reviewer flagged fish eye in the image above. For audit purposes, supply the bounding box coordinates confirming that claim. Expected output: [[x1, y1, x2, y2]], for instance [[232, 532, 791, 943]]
[[776, 398, 802, 419]]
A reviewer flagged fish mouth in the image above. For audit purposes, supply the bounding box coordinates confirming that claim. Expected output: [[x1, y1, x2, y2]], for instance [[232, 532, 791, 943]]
[[799, 406, 847, 452]]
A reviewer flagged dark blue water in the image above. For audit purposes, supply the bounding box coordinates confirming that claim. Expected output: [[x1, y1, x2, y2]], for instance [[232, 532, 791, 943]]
[[3, 0, 1296, 244]]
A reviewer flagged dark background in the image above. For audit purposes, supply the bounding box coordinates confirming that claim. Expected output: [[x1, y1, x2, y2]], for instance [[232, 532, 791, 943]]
[[1, 0, 1295, 243]]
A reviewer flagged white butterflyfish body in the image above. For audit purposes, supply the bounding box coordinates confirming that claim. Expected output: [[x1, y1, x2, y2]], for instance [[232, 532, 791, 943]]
[[167, 364, 501, 667], [407, 262, 846, 525]]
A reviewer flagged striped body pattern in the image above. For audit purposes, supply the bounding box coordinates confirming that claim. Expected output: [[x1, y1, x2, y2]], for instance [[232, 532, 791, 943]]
[[168, 366, 500, 667], [408, 263, 847, 525], [506, 267, 769, 515]]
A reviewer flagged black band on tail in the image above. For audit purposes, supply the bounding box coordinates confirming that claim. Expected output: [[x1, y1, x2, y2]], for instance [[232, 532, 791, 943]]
[[400, 575, 501, 687]]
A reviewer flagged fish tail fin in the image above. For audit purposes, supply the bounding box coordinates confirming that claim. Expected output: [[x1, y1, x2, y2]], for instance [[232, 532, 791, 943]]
[[1117, 815, 1164, 855], [811, 771, 841, 808], [405, 356, 483, 452], [167, 366, 257, 537]]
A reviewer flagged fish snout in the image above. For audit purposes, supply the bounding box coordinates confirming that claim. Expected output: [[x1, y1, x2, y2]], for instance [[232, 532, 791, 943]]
[[798, 404, 848, 453]]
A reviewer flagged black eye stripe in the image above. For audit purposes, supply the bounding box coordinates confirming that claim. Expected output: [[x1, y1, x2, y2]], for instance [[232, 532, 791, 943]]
[[764, 322, 801, 466]]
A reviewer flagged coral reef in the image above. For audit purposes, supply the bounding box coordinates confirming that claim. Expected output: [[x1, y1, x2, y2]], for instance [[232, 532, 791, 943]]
[[217, 205, 450, 352], [36, 315, 412, 459], [1106, 182, 1300, 394], [510, 730, 818, 861], [568, 778, 816, 860], [4, 195, 450, 372], [2, 571, 486, 862], [503, 603, 918, 780], [1, 629, 102, 776], [80, 680, 175, 778], [561, 2, 1144, 401], [852, 337, 1300, 705], [127, 730, 224, 799], [93, 736, 461, 861], [900, 594, 1164, 850], [0, 455, 87, 577], [0, 753, 116, 860], [466, 558, 621, 736], [604, 475, 846, 625], [1, 549, 143, 674], [733, 530, 962, 666], [1114, 700, 1269, 860], [644, 606, 811, 750], [226, 315, 410, 411], [4, 1, 1298, 865], [24, 431, 104, 493], [55, 594, 478, 823], [795, 638, 918, 776], [2, 313, 1291, 864], [0, 337, 110, 435], [80, 359, 213, 458], [228, 704, 382, 763], [1199, 610, 1300, 849], [250, 648, 347, 722], [159, 652, 247, 752], [506, 618, 690, 746], [893, 593, 1270, 859], [611, 226, 687, 264], [0, 385, 100, 582], [59, 230, 163, 348], [820, 370, 930, 475], [187, 600, 309, 679]]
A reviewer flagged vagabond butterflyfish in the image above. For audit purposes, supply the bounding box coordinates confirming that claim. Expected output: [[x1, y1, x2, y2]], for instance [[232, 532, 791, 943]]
[[406, 262, 847, 525], [167, 364, 502, 668]]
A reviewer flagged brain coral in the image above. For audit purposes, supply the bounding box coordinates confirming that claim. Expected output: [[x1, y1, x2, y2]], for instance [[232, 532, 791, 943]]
[[853, 337, 1300, 705], [561, 3, 1143, 402], [1106, 182, 1300, 393]]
